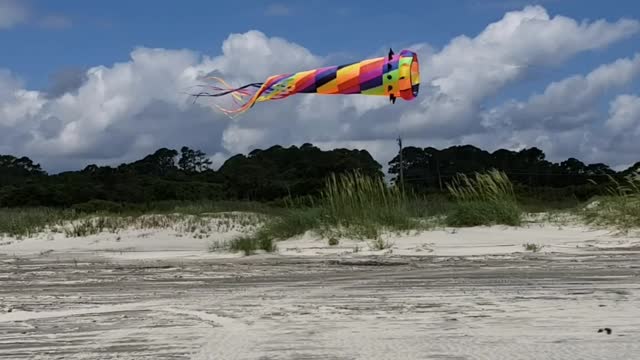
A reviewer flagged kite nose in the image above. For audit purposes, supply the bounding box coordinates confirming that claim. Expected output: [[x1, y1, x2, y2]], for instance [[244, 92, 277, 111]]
[[396, 50, 420, 101]]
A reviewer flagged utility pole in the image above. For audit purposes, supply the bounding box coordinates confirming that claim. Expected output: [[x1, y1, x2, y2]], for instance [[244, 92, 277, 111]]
[[397, 136, 404, 193], [436, 156, 443, 191]]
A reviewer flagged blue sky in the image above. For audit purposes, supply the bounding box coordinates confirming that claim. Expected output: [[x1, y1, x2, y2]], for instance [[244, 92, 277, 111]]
[[3, 0, 638, 91], [1, 0, 640, 173]]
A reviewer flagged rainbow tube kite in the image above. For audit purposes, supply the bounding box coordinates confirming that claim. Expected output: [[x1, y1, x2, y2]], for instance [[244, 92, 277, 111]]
[[191, 48, 420, 117]]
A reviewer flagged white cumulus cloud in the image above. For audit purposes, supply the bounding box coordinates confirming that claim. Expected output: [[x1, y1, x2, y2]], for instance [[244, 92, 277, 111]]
[[606, 94, 640, 134], [389, 5, 640, 139], [0, 6, 640, 173], [481, 53, 640, 130]]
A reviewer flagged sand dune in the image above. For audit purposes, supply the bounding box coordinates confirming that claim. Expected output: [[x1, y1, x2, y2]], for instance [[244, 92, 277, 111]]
[[1, 214, 638, 260]]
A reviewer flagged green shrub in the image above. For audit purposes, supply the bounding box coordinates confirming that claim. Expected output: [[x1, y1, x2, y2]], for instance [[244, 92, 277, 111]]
[[446, 200, 522, 227], [228, 233, 277, 255]]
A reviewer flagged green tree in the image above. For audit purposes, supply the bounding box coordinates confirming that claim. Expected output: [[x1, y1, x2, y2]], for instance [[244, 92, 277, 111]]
[[179, 146, 212, 173]]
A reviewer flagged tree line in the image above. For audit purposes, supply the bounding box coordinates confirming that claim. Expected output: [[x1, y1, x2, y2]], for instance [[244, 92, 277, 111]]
[[1, 143, 638, 208], [0, 144, 382, 207], [388, 145, 639, 200]]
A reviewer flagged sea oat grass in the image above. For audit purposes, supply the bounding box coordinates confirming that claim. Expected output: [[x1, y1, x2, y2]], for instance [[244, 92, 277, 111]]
[[445, 170, 523, 226]]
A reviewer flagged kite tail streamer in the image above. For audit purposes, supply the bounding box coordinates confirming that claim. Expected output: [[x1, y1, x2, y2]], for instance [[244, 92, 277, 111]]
[[189, 76, 266, 116], [190, 48, 420, 117], [191, 73, 298, 116]]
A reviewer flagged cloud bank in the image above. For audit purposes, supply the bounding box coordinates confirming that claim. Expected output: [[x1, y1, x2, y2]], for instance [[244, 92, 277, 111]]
[[1, 6, 639, 173]]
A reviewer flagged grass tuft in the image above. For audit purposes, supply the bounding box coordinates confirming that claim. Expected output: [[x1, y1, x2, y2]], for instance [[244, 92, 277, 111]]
[[318, 171, 421, 238], [222, 171, 426, 255], [445, 170, 523, 227], [582, 174, 640, 231], [369, 236, 394, 251], [0, 207, 77, 238], [523, 243, 543, 252], [225, 209, 316, 255]]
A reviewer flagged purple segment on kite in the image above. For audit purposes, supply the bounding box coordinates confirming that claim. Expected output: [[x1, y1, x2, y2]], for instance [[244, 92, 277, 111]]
[[315, 67, 338, 87], [360, 76, 383, 91], [385, 59, 399, 72]]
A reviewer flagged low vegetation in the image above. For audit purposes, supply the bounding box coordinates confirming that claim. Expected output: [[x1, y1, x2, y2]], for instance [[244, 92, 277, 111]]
[[445, 170, 523, 227], [523, 243, 543, 252], [0, 202, 267, 238], [224, 210, 316, 255], [0, 207, 75, 238], [582, 174, 640, 231], [318, 171, 423, 238], [217, 170, 525, 254], [193, 171, 428, 254], [2, 168, 639, 257]]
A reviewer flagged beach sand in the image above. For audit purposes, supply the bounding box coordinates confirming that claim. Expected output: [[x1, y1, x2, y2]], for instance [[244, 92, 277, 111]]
[[1, 214, 639, 359]]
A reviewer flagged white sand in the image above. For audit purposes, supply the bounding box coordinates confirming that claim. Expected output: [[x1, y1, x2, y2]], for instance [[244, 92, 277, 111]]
[[1, 213, 639, 359], [1, 213, 638, 261], [0, 214, 256, 260], [0, 227, 247, 260], [279, 222, 640, 258]]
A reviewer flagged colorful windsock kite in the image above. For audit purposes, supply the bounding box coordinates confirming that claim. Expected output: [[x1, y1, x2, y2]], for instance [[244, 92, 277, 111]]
[[190, 48, 420, 117]]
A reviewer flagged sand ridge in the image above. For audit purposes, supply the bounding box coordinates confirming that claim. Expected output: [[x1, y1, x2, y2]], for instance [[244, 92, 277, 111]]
[[1, 214, 638, 260]]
